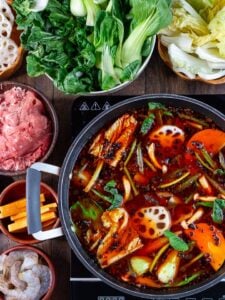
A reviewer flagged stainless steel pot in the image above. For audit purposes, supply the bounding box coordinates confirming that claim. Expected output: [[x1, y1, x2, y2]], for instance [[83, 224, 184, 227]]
[[26, 94, 225, 299]]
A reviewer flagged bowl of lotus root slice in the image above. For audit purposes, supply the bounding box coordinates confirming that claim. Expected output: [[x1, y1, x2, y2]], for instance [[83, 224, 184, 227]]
[[0, 0, 24, 80]]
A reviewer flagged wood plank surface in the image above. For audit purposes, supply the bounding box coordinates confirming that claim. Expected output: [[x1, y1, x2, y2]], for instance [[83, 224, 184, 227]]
[[1, 47, 225, 300]]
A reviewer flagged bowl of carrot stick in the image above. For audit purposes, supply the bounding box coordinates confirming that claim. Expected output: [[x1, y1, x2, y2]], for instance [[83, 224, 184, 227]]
[[0, 180, 59, 244]]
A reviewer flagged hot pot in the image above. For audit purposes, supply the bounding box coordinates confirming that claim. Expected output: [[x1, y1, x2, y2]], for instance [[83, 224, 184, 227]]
[[26, 94, 225, 299]]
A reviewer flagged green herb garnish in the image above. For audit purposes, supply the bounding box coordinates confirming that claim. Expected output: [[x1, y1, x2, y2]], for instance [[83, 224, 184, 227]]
[[148, 102, 166, 110], [196, 198, 225, 224], [212, 199, 225, 224], [215, 169, 225, 176], [104, 180, 123, 210], [140, 113, 155, 135], [70, 198, 103, 221], [163, 111, 173, 117], [164, 230, 189, 252]]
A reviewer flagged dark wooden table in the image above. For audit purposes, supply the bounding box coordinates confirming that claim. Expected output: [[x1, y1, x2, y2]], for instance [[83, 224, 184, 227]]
[[1, 47, 225, 300]]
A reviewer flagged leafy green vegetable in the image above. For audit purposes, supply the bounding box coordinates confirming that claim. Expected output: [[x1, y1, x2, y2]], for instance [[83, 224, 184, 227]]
[[196, 198, 225, 223], [104, 180, 123, 210], [140, 113, 155, 135], [121, 0, 172, 68], [70, 198, 103, 221], [70, 0, 87, 17], [84, 0, 100, 26], [70, 0, 100, 25], [148, 102, 167, 110], [215, 169, 225, 175], [140, 102, 170, 134], [13, 0, 172, 93], [70, 198, 103, 236], [94, 10, 123, 89], [164, 230, 189, 251], [13, 0, 36, 16], [212, 199, 225, 223]]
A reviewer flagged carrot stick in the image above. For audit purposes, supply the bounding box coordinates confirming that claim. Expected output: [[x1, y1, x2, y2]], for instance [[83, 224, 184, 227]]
[[135, 236, 168, 256]]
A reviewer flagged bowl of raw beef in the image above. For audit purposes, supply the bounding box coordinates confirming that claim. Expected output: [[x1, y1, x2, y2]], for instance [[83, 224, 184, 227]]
[[0, 81, 58, 176]]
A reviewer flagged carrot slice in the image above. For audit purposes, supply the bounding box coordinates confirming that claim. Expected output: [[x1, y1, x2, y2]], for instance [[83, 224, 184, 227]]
[[185, 223, 225, 271], [187, 129, 225, 155], [135, 276, 161, 288], [135, 236, 168, 255]]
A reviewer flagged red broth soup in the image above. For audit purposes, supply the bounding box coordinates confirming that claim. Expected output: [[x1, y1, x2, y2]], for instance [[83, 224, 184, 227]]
[[69, 101, 225, 289]]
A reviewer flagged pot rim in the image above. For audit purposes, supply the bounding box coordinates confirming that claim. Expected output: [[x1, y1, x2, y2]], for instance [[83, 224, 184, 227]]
[[58, 94, 225, 298]]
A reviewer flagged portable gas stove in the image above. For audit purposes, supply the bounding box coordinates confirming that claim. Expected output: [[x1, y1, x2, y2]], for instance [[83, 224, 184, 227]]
[[70, 94, 225, 300]]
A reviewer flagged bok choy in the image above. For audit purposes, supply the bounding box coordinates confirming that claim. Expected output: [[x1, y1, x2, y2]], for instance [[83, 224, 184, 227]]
[[121, 0, 172, 68], [13, 0, 172, 93]]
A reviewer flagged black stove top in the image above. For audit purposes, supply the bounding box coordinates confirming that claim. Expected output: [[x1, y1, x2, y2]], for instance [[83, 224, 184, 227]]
[[70, 94, 225, 300]]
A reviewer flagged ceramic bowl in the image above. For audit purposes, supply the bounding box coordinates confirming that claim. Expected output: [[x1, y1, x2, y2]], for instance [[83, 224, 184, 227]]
[[0, 81, 59, 176], [157, 39, 225, 85], [0, 180, 60, 244], [0, 244, 56, 300], [0, 1, 24, 80]]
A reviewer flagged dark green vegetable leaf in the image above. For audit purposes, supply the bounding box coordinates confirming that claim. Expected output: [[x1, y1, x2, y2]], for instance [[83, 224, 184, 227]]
[[163, 111, 173, 117], [148, 102, 167, 110], [164, 230, 189, 252], [119, 0, 172, 69], [120, 60, 141, 82], [12, 0, 35, 17], [215, 168, 225, 175], [70, 198, 103, 221], [141, 36, 155, 57], [26, 55, 45, 76], [196, 199, 225, 224], [94, 11, 123, 89], [212, 199, 225, 224], [13, 0, 172, 93], [104, 180, 123, 210], [140, 113, 155, 135]]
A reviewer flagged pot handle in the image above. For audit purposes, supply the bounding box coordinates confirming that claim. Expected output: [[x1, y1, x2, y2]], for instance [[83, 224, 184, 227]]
[[26, 162, 64, 241]]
